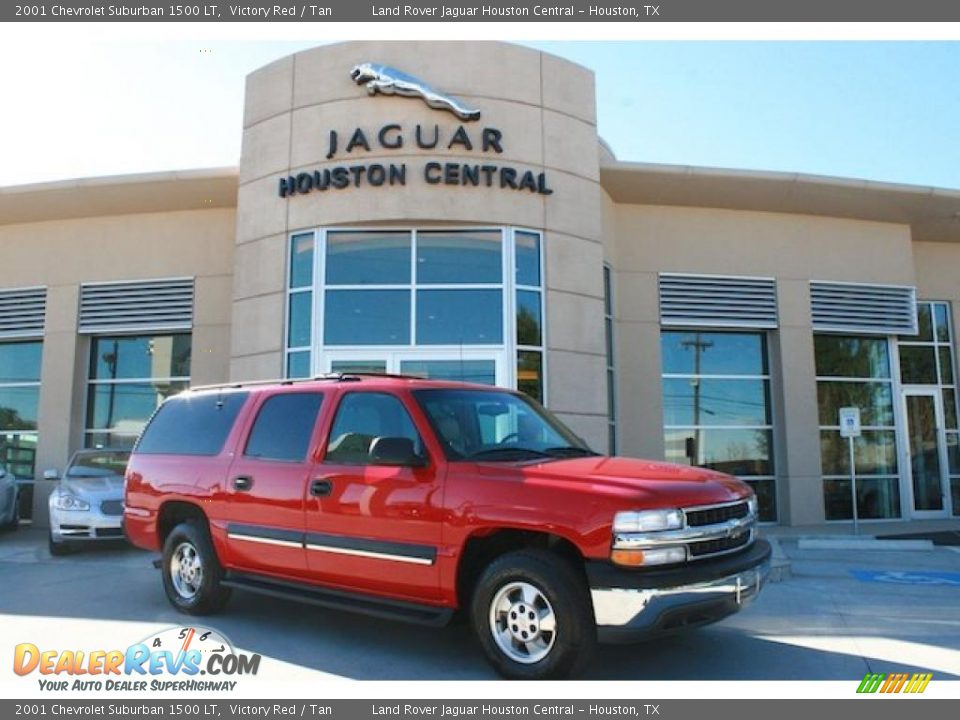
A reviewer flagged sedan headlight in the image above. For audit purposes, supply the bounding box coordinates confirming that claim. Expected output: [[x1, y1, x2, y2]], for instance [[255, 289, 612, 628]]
[[613, 509, 683, 534], [52, 493, 90, 512]]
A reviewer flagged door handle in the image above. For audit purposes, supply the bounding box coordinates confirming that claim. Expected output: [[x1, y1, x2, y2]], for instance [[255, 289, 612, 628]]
[[310, 479, 333, 497], [232, 475, 253, 491]]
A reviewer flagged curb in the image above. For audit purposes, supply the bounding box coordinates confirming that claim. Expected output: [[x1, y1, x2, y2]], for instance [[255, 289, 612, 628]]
[[797, 537, 935, 551]]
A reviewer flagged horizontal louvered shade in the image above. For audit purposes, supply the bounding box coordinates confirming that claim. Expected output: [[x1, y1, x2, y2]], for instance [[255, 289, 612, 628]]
[[659, 273, 778, 328], [79, 278, 194, 334], [810, 281, 917, 335], [0, 286, 46, 339]]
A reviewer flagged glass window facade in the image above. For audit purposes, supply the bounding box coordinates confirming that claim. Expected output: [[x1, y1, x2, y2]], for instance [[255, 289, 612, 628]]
[[0, 341, 42, 480], [85, 334, 191, 449], [604, 265, 616, 455], [286, 228, 545, 402], [815, 335, 900, 520], [898, 301, 960, 517], [661, 331, 776, 521]]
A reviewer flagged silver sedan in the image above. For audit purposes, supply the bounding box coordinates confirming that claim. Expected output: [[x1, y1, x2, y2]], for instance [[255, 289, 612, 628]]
[[47, 449, 130, 555]]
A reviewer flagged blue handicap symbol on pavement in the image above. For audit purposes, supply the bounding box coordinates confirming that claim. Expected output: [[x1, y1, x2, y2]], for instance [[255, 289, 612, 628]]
[[851, 569, 960, 586]]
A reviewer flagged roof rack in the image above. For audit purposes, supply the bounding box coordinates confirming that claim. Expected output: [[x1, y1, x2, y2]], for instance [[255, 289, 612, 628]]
[[187, 372, 426, 393], [188, 373, 349, 392]]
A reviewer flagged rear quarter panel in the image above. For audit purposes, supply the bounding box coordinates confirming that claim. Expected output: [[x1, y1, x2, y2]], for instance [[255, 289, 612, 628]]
[[123, 394, 257, 554]]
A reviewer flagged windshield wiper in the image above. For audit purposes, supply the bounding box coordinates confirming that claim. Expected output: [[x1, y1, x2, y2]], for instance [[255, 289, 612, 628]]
[[543, 446, 602, 458], [466, 447, 554, 461]]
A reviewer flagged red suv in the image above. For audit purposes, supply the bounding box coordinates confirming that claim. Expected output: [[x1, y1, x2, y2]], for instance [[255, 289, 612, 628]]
[[124, 374, 770, 679]]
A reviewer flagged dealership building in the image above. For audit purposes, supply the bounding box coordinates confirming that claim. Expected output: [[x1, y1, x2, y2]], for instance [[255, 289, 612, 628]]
[[2, 41, 960, 528]]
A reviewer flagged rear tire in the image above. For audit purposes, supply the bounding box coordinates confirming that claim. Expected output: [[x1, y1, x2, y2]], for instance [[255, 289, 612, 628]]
[[471, 549, 596, 680], [161, 520, 231, 615]]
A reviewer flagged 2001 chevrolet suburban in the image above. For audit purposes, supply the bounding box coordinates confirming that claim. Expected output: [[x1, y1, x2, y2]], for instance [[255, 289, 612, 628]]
[[124, 374, 770, 679]]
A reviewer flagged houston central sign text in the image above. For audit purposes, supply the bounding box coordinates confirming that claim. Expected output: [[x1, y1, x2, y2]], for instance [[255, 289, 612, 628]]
[[277, 122, 553, 198]]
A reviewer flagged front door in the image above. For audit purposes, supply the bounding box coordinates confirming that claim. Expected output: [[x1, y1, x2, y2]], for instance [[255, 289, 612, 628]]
[[902, 389, 951, 518], [305, 389, 444, 603]]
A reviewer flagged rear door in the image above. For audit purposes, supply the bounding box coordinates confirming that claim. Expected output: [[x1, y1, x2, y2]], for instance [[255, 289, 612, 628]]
[[304, 389, 444, 602], [222, 390, 326, 580]]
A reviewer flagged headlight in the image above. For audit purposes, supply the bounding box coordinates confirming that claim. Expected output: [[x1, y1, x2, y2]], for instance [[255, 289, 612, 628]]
[[747, 494, 758, 518], [52, 493, 90, 511], [613, 509, 683, 534]]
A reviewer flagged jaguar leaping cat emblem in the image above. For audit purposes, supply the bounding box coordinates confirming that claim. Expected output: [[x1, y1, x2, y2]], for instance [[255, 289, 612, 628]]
[[350, 63, 481, 122]]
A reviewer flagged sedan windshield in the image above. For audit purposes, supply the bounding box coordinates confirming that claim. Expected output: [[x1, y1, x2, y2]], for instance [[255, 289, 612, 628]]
[[413, 389, 598, 462], [66, 451, 130, 478]]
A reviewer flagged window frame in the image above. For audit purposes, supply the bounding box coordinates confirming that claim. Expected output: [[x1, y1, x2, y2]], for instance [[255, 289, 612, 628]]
[[83, 333, 192, 449], [660, 329, 778, 522], [815, 333, 901, 522], [242, 391, 326, 464], [0, 339, 43, 479], [322, 390, 430, 467], [284, 227, 547, 405]]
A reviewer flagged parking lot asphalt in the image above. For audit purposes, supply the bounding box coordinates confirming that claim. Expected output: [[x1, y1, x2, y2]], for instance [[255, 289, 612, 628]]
[[1, 527, 958, 682]]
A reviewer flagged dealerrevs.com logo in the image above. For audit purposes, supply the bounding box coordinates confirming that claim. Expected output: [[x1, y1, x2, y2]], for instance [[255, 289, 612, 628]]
[[13, 626, 260, 692]]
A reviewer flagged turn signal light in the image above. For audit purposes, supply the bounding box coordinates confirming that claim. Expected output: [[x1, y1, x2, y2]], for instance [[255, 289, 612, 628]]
[[611, 546, 686, 567]]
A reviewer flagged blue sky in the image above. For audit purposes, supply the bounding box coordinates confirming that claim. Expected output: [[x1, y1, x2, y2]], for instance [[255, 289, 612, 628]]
[[1, 40, 957, 188]]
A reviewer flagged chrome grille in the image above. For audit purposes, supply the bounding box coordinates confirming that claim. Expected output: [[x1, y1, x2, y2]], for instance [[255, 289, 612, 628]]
[[612, 499, 757, 563], [685, 501, 748, 527], [687, 532, 751, 557]]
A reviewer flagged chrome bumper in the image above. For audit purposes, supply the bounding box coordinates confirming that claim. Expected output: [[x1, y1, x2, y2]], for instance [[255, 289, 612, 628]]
[[590, 544, 770, 643]]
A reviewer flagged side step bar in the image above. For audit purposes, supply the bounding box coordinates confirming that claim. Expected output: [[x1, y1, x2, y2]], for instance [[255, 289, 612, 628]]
[[221, 571, 453, 628]]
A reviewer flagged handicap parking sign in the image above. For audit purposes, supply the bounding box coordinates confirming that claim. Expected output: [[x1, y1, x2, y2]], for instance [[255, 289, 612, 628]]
[[851, 569, 960, 586]]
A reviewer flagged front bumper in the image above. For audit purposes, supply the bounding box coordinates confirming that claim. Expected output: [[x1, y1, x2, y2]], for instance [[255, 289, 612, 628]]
[[50, 507, 125, 542], [588, 538, 771, 643]]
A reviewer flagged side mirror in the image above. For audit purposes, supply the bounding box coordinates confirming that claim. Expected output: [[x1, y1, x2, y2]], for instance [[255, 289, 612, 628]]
[[369, 437, 426, 467], [43, 469, 59, 481]]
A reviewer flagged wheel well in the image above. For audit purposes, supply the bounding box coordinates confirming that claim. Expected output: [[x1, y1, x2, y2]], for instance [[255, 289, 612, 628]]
[[456, 529, 587, 607], [156, 501, 208, 546]]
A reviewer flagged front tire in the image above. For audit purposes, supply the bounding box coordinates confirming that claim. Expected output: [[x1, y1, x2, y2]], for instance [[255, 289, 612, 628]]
[[48, 530, 71, 556], [161, 520, 231, 615], [4, 496, 19, 531], [471, 549, 596, 680]]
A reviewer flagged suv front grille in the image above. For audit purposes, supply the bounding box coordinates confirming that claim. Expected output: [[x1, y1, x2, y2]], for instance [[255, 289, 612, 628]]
[[611, 498, 757, 564], [685, 501, 748, 527], [688, 531, 751, 557]]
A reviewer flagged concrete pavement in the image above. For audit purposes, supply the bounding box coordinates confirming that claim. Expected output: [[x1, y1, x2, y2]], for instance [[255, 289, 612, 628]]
[[0, 527, 957, 681]]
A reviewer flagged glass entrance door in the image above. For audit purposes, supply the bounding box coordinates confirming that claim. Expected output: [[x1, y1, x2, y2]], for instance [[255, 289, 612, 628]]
[[902, 389, 950, 517], [320, 350, 505, 387]]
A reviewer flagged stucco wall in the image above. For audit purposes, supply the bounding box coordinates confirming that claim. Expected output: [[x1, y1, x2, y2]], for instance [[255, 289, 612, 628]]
[[0, 208, 235, 519]]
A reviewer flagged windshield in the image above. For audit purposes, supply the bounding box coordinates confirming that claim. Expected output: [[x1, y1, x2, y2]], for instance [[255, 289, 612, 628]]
[[413, 389, 597, 462], [66, 451, 130, 478]]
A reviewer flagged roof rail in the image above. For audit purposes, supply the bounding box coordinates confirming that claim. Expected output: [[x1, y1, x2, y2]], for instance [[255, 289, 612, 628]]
[[333, 371, 427, 381], [188, 373, 349, 392], [188, 371, 430, 393]]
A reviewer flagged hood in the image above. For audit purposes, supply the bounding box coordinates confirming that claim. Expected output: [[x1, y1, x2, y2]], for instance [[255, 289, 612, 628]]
[[61, 475, 124, 501], [503, 456, 751, 508]]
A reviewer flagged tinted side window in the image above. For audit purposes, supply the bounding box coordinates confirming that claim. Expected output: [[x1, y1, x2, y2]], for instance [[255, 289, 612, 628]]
[[136, 392, 248, 456], [245, 393, 324, 462], [325, 392, 422, 465]]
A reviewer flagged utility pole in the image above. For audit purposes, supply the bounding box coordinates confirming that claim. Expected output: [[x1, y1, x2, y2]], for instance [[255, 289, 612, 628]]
[[681, 334, 713, 465]]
